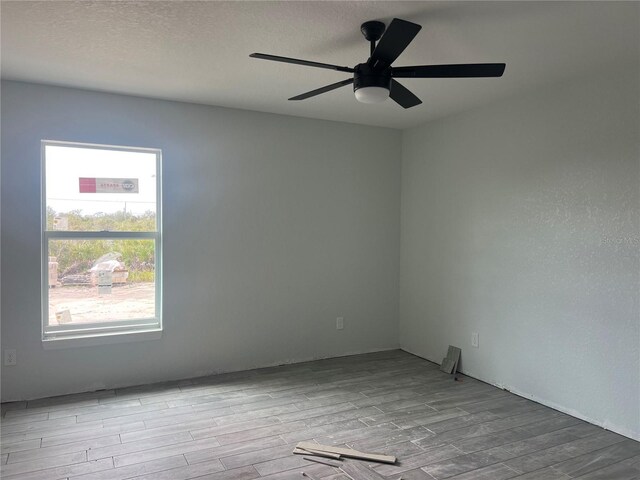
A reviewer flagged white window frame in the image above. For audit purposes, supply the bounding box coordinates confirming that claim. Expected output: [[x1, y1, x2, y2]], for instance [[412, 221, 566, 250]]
[[41, 140, 163, 343]]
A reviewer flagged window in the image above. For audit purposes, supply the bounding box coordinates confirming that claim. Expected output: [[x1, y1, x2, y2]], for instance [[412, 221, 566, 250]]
[[42, 141, 162, 342]]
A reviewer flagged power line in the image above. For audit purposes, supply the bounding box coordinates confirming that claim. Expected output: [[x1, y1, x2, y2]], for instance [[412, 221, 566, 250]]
[[48, 198, 154, 204]]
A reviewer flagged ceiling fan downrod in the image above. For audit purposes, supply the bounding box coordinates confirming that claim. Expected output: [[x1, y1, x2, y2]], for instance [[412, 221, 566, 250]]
[[360, 20, 386, 57]]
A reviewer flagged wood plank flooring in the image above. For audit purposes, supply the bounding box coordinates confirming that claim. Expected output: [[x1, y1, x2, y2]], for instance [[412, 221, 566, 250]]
[[1, 350, 638, 480]]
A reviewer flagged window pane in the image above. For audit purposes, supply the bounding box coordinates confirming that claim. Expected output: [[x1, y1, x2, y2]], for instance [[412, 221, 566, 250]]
[[47, 239, 156, 326], [45, 145, 157, 232]]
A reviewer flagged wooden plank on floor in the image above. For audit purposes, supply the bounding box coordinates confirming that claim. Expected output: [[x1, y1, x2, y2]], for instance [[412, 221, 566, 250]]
[[571, 454, 640, 480], [550, 440, 640, 477], [0, 438, 41, 455], [451, 416, 584, 454], [503, 431, 628, 474], [0, 450, 87, 477], [60, 455, 188, 480], [217, 421, 308, 445], [222, 443, 295, 470], [129, 464, 260, 480], [374, 445, 462, 475], [422, 446, 512, 478], [445, 463, 520, 480], [7, 434, 121, 464], [297, 441, 396, 464], [189, 416, 282, 440], [158, 435, 285, 467], [40, 421, 146, 447], [88, 431, 195, 461], [0, 458, 115, 480]]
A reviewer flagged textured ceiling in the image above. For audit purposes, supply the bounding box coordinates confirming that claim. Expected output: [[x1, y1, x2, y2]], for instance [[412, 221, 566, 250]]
[[1, 1, 638, 129]]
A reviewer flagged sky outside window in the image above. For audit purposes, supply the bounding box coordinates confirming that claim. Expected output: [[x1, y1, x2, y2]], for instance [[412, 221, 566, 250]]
[[45, 145, 157, 221]]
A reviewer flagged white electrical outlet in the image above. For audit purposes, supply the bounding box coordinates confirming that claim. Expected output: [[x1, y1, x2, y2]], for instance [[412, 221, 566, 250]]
[[4, 349, 17, 366], [471, 333, 479, 348], [336, 317, 344, 330]]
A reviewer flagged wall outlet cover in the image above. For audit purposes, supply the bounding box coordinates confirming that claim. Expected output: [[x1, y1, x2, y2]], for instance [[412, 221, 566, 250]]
[[336, 317, 344, 330], [4, 349, 17, 366]]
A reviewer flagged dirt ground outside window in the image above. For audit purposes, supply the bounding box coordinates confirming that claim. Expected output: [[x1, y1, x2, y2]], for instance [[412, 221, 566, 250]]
[[48, 283, 155, 325]]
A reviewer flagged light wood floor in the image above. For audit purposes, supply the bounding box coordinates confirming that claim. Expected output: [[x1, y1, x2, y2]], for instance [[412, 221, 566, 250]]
[[1, 350, 639, 480]]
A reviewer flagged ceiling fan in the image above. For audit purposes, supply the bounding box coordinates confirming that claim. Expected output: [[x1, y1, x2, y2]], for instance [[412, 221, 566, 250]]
[[250, 18, 506, 109]]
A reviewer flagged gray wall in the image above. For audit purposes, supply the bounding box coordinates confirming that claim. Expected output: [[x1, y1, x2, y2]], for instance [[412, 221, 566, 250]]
[[400, 68, 640, 440], [3, 68, 639, 441], [1, 81, 401, 401]]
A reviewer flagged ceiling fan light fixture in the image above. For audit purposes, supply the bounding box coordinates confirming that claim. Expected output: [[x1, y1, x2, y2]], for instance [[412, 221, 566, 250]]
[[353, 63, 391, 104], [355, 86, 390, 104]]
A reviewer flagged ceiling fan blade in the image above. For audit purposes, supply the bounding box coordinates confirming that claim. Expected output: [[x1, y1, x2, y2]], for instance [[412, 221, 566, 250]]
[[389, 80, 422, 109], [289, 78, 354, 101], [393, 63, 506, 78], [369, 18, 422, 69], [250, 53, 353, 73]]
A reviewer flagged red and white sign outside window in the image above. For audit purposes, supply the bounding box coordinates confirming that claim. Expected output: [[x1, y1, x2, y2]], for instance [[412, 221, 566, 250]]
[[79, 177, 139, 193]]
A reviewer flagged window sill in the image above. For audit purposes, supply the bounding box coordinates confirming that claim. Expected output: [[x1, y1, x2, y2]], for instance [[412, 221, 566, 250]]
[[42, 327, 162, 349]]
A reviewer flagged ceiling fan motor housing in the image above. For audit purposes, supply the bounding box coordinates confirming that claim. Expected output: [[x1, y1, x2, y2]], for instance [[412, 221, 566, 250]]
[[353, 63, 391, 93]]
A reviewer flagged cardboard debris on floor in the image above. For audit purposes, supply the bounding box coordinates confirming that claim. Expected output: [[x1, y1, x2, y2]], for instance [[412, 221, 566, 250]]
[[440, 345, 461, 375], [293, 447, 341, 459], [294, 441, 397, 464], [303, 456, 343, 467]]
